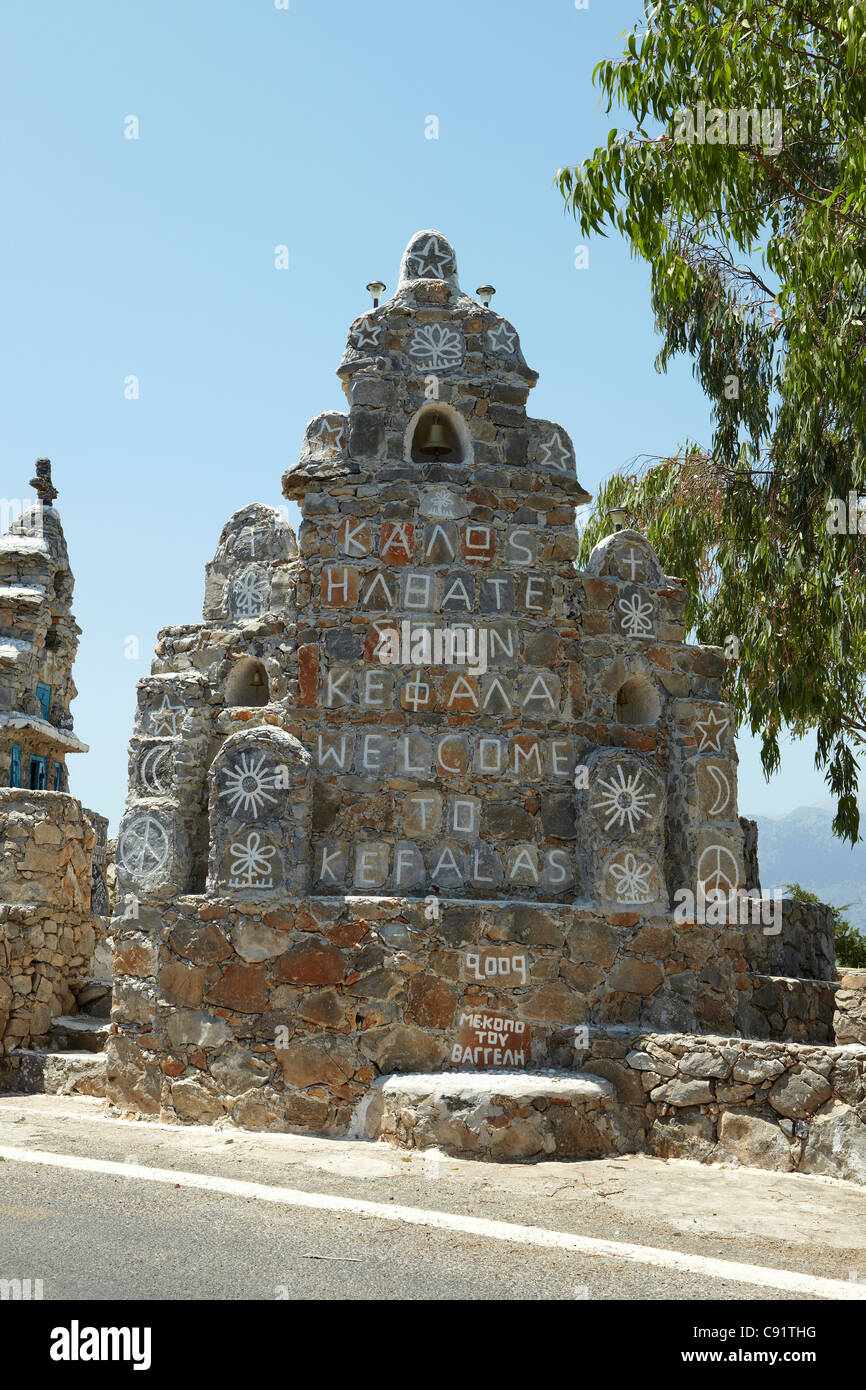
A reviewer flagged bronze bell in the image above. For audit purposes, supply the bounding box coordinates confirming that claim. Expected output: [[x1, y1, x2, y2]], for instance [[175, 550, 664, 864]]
[[420, 416, 449, 458], [250, 666, 265, 687]]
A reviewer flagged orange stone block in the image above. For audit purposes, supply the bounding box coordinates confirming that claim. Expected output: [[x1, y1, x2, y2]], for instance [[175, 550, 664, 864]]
[[380, 521, 414, 564], [297, 644, 319, 708]]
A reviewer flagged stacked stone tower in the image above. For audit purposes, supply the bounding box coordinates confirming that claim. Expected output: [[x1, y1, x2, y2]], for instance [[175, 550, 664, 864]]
[[105, 235, 864, 1178], [0, 460, 85, 791], [0, 463, 109, 1064]]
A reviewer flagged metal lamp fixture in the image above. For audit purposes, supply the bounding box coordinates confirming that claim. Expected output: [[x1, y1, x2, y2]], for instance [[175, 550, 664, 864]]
[[366, 280, 386, 308], [476, 284, 496, 308], [607, 506, 630, 533]]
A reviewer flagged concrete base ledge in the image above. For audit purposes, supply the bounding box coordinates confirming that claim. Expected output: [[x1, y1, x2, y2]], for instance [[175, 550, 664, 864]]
[[378, 1070, 613, 1103], [360, 1069, 641, 1162], [0, 1048, 107, 1098]]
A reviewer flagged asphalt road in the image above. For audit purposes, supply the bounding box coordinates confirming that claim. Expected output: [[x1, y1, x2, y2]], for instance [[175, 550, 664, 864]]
[[0, 1095, 863, 1302], [0, 1160, 817, 1301]]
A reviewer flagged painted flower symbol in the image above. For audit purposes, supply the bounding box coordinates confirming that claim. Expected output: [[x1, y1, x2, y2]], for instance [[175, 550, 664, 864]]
[[592, 765, 656, 832], [232, 566, 269, 619], [229, 831, 276, 887], [220, 751, 281, 817], [407, 324, 464, 369], [609, 853, 653, 904], [617, 592, 654, 637]]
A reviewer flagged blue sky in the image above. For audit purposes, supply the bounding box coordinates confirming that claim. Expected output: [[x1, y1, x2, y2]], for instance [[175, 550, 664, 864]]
[[0, 0, 832, 830]]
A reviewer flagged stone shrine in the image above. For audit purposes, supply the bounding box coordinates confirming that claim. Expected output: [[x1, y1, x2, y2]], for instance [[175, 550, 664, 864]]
[[0, 462, 110, 1069], [105, 233, 866, 1177]]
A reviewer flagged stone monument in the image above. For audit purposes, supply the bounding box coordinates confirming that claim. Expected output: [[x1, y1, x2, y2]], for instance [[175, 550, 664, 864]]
[[105, 233, 866, 1178]]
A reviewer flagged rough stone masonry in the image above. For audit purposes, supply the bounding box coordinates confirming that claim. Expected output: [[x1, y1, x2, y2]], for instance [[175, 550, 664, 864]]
[[0, 463, 109, 1061], [105, 231, 866, 1176]]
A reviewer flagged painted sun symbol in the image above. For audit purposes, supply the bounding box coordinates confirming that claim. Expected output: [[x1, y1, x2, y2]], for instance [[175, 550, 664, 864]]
[[592, 765, 656, 832], [220, 752, 281, 817]]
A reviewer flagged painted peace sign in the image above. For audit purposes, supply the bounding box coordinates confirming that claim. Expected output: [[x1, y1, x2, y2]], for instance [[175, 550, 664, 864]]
[[697, 844, 739, 893], [117, 815, 169, 882]]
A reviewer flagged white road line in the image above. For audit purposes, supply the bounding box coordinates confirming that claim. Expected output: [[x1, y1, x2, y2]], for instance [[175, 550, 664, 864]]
[[0, 1144, 861, 1300]]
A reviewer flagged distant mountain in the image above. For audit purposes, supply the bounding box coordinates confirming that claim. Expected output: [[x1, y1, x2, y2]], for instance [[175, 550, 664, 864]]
[[748, 805, 866, 932]]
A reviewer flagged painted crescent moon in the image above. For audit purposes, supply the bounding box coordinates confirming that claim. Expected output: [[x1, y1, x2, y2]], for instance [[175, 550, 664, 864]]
[[707, 765, 730, 817], [140, 745, 169, 795]]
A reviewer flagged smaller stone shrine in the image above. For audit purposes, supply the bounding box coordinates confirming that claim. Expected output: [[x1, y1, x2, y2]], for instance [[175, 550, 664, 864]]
[[0, 462, 110, 1069], [104, 233, 866, 1180]]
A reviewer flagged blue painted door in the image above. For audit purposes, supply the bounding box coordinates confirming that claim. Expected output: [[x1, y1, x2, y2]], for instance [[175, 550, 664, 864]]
[[10, 743, 21, 787], [30, 756, 48, 790], [36, 683, 51, 720]]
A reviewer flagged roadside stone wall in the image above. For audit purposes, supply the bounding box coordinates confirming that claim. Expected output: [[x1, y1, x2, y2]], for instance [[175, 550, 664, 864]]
[[367, 1032, 866, 1179], [835, 968, 866, 1045], [0, 789, 98, 1056], [581, 1031, 866, 1186]]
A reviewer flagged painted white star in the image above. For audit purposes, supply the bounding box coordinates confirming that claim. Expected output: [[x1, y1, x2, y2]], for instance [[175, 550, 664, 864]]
[[696, 709, 730, 752], [487, 322, 517, 354], [150, 694, 184, 737], [354, 316, 380, 349], [307, 415, 345, 456], [406, 236, 453, 279], [538, 431, 571, 471]]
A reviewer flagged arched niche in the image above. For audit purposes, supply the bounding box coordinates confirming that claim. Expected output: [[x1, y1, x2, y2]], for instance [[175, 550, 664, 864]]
[[615, 675, 661, 727], [406, 404, 471, 466], [225, 657, 269, 708]]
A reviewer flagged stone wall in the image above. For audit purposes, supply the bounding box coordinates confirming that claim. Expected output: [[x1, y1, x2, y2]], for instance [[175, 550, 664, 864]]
[[736, 975, 837, 1044], [106, 892, 762, 1129], [741, 899, 836, 981], [835, 968, 866, 1045], [0, 788, 99, 1057], [579, 1031, 866, 1185], [368, 1032, 866, 1180]]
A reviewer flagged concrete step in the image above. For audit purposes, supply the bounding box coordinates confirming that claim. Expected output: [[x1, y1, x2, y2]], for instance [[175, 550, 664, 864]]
[[0, 1048, 107, 1098], [48, 1015, 111, 1053], [356, 1070, 642, 1161]]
